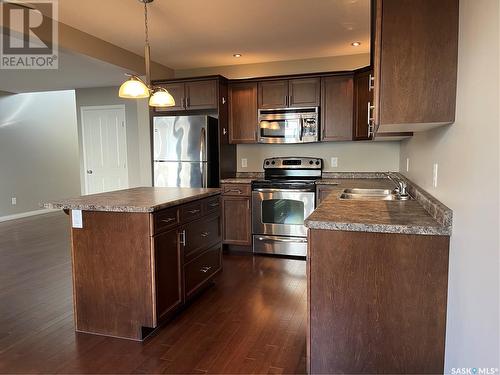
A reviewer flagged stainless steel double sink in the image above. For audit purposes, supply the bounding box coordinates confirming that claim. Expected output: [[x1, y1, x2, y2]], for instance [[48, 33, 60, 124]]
[[339, 188, 412, 201]]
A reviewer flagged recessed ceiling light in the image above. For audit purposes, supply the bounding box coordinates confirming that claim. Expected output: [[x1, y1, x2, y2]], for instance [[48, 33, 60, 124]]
[[351, 41, 361, 47], [233, 53, 242, 58]]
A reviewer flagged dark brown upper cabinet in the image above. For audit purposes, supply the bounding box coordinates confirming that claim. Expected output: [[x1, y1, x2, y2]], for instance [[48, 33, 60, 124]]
[[228, 82, 258, 144], [289, 78, 321, 107], [258, 80, 288, 109], [258, 78, 320, 109], [160, 82, 185, 112], [372, 0, 459, 133], [185, 80, 218, 110], [155, 79, 218, 112], [353, 69, 373, 141], [321, 75, 354, 142]]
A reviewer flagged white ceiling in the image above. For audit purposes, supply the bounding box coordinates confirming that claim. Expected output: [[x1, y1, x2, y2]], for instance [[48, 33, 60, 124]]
[[57, 0, 371, 70]]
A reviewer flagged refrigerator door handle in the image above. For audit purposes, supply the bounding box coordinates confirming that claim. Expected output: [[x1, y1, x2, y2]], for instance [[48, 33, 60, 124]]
[[200, 126, 207, 162], [201, 162, 208, 188]]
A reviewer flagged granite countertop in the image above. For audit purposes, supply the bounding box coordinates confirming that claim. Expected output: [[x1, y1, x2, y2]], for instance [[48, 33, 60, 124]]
[[306, 178, 452, 236], [43, 187, 221, 213]]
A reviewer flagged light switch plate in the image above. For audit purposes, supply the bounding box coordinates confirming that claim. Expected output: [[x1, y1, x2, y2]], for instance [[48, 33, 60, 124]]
[[72, 210, 83, 229], [331, 157, 338, 168], [11, 197, 16, 205], [241, 158, 248, 168]]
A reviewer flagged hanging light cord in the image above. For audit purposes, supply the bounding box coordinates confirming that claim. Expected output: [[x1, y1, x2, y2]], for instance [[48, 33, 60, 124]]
[[144, 1, 149, 46]]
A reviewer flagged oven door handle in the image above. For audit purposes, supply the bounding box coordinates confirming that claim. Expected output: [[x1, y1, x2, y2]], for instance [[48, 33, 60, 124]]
[[256, 236, 308, 243], [253, 188, 315, 193]]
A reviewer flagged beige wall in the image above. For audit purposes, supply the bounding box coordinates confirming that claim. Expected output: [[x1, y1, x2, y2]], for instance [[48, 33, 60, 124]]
[[175, 53, 370, 79], [399, 0, 499, 369], [238, 142, 400, 172], [0, 91, 80, 217]]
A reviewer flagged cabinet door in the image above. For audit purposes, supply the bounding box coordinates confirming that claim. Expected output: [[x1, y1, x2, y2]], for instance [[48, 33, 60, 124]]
[[374, 0, 458, 131], [321, 75, 354, 141], [154, 228, 182, 321], [258, 80, 289, 109], [155, 82, 186, 112], [353, 70, 373, 140], [185, 80, 218, 110], [289, 78, 320, 107], [228, 82, 258, 144], [222, 196, 251, 246]]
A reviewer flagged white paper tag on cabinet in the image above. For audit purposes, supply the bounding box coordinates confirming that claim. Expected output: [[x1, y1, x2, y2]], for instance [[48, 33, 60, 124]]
[[71, 210, 83, 228]]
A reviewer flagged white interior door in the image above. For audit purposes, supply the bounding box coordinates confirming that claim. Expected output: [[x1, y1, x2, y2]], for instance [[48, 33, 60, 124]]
[[81, 105, 128, 194]]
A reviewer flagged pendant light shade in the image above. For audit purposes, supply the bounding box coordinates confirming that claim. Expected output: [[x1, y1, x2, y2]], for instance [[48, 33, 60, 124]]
[[118, 0, 176, 108], [118, 76, 149, 98], [149, 87, 175, 107]]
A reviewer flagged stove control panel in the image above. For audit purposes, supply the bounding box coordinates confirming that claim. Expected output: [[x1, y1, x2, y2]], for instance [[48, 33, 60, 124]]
[[263, 157, 323, 170]]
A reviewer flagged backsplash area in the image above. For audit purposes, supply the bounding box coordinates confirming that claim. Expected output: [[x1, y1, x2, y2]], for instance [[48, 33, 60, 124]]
[[236, 142, 401, 172]]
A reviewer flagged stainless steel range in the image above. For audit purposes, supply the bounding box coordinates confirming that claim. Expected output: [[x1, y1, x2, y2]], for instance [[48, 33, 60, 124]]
[[252, 157, 323, 257]]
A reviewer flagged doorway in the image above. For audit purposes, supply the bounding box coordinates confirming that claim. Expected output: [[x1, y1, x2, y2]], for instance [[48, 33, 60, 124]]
[[81, 105, 129, 194]]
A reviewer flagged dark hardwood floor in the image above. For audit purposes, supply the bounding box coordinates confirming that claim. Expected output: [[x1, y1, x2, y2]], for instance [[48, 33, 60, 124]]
[[0, 212, 307, 374]]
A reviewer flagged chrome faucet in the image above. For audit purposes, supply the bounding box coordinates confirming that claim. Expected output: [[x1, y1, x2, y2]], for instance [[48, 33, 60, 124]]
[[387, 173, 410, 199]]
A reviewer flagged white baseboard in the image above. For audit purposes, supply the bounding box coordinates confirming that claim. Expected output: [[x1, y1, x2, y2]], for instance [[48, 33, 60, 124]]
[[0, 208, 60, 223]]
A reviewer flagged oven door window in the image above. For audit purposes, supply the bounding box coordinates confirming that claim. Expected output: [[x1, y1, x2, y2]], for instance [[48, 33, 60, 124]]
[[260, 119, 300, 138], [261, 199, 305, 225]]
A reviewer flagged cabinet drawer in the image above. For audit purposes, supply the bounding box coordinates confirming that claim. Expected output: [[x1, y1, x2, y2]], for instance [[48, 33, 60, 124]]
[[184, 246, 222, 299], [180, 200, 203, 223], [183, 215, 221, 262], [203, 195, 221, 215], [153, 207, 179, 234], [222, 184, 251, 196]]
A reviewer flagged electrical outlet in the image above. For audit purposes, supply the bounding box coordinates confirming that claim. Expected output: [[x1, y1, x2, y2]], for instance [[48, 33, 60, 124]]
[[432, 163, 439, 188], [241, 158, 248, 168], [406, 158, 410, 172], [330, 157, 338, 168], [11, 197, 16, 205]]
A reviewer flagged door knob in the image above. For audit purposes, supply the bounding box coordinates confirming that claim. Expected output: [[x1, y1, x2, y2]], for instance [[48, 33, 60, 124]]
[[86, 170, 93, 174]]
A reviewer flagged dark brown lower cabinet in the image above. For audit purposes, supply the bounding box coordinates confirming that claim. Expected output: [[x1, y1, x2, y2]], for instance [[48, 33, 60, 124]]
[[154, 228, 182, 321], [70, 194, 222, 341], [307, 229, 449, 374], [221, 183, 252, 247]]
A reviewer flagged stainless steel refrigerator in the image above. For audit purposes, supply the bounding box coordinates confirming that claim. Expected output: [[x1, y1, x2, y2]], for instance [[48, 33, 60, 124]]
[[153, 116, 219, 188]]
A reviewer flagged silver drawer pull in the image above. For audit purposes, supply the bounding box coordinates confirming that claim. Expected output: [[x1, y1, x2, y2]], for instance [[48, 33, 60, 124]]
[[200, 266, 212, 273], [161, 217, 176, 223], [209, 202, 219, 207], [226, 189, 241, 194], [179, 230, 186, 246], [200, 231, 209, 237], [188, 209, 200, 214]]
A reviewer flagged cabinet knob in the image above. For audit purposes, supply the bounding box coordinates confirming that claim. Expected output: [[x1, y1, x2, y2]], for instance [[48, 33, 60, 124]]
[[86, 170, 93, 174], [200, 266, 212, 273], [188, 209, 201, 214], [201, 231, 209, 237]]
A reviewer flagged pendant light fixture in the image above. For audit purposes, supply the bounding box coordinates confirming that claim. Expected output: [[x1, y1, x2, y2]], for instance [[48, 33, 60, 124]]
[[118, 0, 175, 108]]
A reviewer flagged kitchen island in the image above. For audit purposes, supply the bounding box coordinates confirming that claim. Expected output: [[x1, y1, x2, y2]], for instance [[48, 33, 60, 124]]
[[305, 176, 452, 374], [44, 187, 222, 341]]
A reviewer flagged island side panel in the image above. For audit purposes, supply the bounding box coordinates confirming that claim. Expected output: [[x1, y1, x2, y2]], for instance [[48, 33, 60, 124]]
[[70, 210, 154, 340], [308, 229, 450, 374]]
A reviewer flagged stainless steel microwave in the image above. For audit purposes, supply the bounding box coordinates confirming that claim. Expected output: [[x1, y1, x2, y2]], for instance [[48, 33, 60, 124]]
[[258, 107, 319, 144]]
